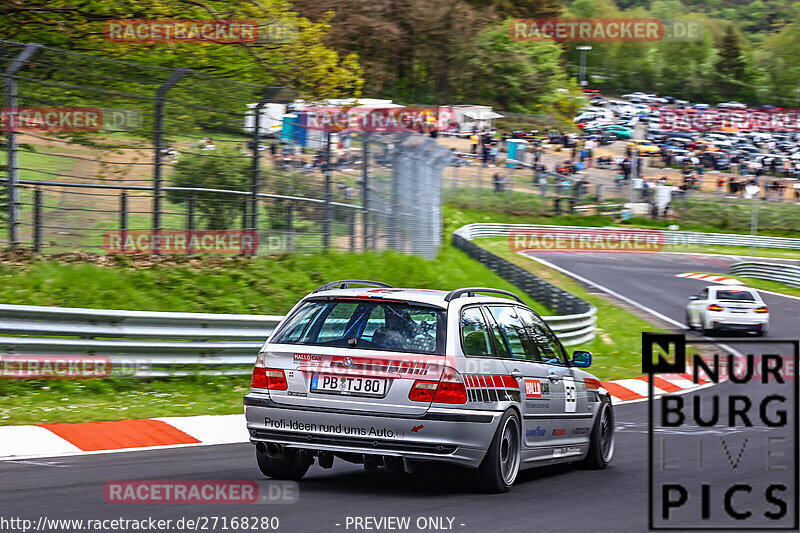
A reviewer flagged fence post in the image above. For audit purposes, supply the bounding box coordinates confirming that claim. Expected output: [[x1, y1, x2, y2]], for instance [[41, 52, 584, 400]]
[[153, 68, 188, 253], [33, 187, 42, 253], [286, 201, 293, 252], [242, 196, 248, 229], [120, 191, 128, 252], [362, 134, 369, 252], [187, 196, 196, 231], [250, 98, 270, 232], [4, 43, 41, 252], [349, 208, 355, 251], [323, 131, 333, 250]]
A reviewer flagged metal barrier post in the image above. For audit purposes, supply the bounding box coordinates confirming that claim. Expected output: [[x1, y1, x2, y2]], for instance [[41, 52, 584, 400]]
[[250, 97, 270, 231], [4, 43, 41, 252], [33, 187, 42, 253], [286, 201, 293, 252], [323, 131, 332, 250], [120, 191, 128, 251], [187, 196, 196, 231], [362, 135, 369, 252], [153, 68, 188, 252], [349, 208, 355, 251]]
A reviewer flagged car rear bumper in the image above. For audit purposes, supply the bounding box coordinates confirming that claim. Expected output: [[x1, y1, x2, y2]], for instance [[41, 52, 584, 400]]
[[707, 314, 768, 331], [244, 393, 501, 468]]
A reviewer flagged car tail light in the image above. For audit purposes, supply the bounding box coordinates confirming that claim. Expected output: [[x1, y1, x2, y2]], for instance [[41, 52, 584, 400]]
[[707, 304, 724, 312], [250, 353, 288, 390], [408, 367, 468, 404], [408, 380, 438, 402], [434, 367, 468, 404], [755, 306, 768, 314]]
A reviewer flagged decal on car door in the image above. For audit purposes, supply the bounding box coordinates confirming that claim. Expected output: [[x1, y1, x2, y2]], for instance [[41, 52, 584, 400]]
[[563, 375, 577, 413]]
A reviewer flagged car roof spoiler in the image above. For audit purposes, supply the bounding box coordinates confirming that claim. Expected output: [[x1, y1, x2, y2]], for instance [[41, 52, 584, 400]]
[[444, 287, 524, 303], [313, 280, 393, 293]]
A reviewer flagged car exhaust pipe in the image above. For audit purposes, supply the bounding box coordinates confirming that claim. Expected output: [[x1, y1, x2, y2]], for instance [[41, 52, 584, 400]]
[[402, 458, 418, 474], [266, 443, 283, 458], [383, 456, 403, 474]]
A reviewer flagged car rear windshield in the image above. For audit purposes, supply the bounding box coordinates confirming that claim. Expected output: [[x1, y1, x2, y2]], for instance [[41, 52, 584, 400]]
[[271, 299, 445, 354], [716, 290, 756, 301]]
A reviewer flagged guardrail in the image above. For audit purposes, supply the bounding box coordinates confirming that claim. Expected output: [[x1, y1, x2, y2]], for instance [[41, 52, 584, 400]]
[[729, 262, 800, 289], [454, 223, 800, 250], [452, 234, 596, 346], [0, 270, 597, 377]]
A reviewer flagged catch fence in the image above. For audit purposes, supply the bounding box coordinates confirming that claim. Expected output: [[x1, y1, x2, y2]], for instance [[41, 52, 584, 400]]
[[0, 40, 449, 258]]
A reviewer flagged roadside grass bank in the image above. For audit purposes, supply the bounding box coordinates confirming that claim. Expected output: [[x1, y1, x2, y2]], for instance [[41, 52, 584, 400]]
[[474, 236, 664, 382], [444, 189, 800, 238], [0, 241, 551, 425], [444, 204, 800, 261]]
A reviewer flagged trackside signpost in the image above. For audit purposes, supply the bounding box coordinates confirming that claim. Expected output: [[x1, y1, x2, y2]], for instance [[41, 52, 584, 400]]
[[644, 333, 798, 530]]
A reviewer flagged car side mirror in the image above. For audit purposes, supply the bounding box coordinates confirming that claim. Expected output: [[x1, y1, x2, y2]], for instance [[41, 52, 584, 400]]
[[689, 295, 699, 300], [572, 351, 592, 368]]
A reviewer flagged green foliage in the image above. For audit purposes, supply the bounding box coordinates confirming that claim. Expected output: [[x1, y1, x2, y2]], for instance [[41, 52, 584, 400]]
[[167, 149, 251, 229], [460, 22, 568, 112], [0, 0, 364, 99]]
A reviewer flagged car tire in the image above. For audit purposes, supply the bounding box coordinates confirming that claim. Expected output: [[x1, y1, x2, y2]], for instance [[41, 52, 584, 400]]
[[685, 312, 695, 331], [702, 326, 715, 336], [580, 399, 615, 470], [477, 410, 521, 493], [255, 447, 311, 481]]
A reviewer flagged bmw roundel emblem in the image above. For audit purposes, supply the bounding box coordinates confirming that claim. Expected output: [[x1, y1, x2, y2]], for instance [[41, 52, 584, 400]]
[[343, 357, 353, 368]]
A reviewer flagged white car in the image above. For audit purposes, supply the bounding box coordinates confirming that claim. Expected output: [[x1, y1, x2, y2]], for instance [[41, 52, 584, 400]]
[[685, 285, 769, 336]]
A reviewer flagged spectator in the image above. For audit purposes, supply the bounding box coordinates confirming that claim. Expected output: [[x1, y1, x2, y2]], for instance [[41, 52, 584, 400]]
[[470, 133, 478, 154]]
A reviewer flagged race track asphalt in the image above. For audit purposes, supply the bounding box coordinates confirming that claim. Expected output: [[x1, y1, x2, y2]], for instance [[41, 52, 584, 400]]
[[0, 252, 796, 533]]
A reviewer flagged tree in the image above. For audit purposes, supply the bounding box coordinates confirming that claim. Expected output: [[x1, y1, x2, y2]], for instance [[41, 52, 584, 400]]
[[0, 0, 363, 99], [465, 0, 562, 18], [459, 22, 566, 112], [714, 25, 747, 100], [167, 149, 252, 230], [291, 0, 487, 103]]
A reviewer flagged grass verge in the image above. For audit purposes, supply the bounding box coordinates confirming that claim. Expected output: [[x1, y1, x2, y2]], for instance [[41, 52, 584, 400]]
[[475, 237, 664, 382], [0, 243, 552, 425]]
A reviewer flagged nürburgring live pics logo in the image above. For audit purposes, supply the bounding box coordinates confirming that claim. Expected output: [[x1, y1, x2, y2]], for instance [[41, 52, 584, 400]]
[[644, 332, 798, 530]]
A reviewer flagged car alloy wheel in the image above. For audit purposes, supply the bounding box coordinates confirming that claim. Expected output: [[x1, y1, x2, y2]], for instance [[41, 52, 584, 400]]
[[499, 415, 521, 486]]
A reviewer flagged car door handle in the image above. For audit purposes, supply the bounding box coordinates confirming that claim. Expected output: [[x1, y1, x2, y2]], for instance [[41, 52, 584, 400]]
[[548, 373, 559, 383], [510, 370, 523, 381]]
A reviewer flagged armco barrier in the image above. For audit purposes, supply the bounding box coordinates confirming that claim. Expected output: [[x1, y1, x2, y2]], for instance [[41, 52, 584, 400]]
[[451, 233, 597, 346], [454, 223, 800, 250], [0, 285, 596, 376], [730, 262, 800, 289]]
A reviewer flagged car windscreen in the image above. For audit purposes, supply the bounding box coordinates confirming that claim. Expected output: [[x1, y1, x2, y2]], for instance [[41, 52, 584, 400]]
[[271, 299, 445, 354], [715, 290, 756, 302]]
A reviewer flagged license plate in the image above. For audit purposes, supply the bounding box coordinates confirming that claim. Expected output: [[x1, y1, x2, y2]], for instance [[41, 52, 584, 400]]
[[310, 374, 387, 396]]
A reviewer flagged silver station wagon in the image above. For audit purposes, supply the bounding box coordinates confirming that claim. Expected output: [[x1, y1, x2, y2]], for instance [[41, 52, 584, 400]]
[[244, 280, 614, 492]]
